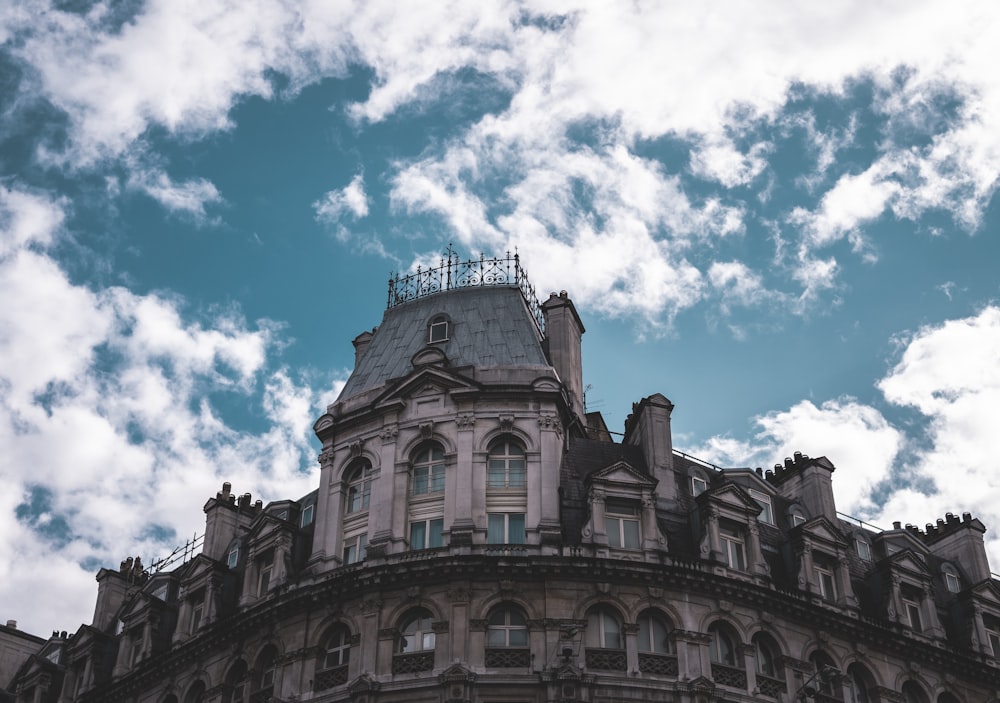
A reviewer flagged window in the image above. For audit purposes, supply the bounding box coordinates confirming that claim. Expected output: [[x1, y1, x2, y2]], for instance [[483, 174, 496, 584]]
[[410, 518, 444, 550], [254, 646, 277, 692], [190, 589, 205, 633], [637, 610, 671, 654], [585, 607, 623, 649], [809, 652, 841, 698], [223, 660, 248, 703], [412, 444, 445, 495], [321, 626, 352, 669], [709, 623, 739, 666], [942, 565, 961, 593], [227, 543, 240, 569], [605, 498, 640, 549], [855, 538, 872, 561], [487, 605, 528, 648], [790, 510, 807, 527], [399, 609, 436, 652], [753, 635, 779, 677], [129, 626, 144, 666], [748, 489, 773, 525], [845, 663, 874, 703], [815, 563, 836, 601], [257, 550, 274, 597], [184, 681, 206, 703], [343, 533, 367, 564], [904, 598, 923, 632], [487, 440, 526, 489], [692, 476, 708, 496], [488, 513, 525, 544], [986, 616, 1000, 657], [428, 315, 449, 343], [902, 681, 930, 703], [300, 504, 314, 527], [346, 461, 373, 513], [720, 525, 746, 570]]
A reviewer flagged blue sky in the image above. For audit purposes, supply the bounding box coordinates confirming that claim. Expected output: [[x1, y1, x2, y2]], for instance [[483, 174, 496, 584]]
[[2, 1, 999, 635]]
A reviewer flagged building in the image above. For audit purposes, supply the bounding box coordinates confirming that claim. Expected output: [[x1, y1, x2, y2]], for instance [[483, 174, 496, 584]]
[[8, 253, 1000, 703]]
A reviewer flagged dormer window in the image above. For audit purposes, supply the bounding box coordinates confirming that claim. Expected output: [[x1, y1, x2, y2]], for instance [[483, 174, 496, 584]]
[[301, 504, 314, 527], [748, 489, 773, 525], [815, 561, 837, 601], [942, 564, 961, 593], [605, 499, 640, 549], [855, 537, 872, 561], [227, 543, 240, 569], [692, 476, 708, 496], [428, 315, 449, 343], [720, 524, 746, 571]]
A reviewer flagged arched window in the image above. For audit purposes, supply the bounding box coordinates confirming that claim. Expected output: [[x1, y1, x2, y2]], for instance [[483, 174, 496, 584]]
[[345, 460, 373, 513], [488, 439, 526, 489], [412, 444, 445, 495], [752, 633, 786, 698], [709, 622, 747, 689], [393, 608, 436, 675], [223, 660, 248, 703], [487, 605, 528, 648], [485, 604, 530, 668], [253, 645, 278, 694], [584, 606, 625, 671], [162, 696, 179, 703], [226, 539, 241, 570], [637, 609, 677, 676], [183, 681, 206, 703], [938, 693, 962, 703], [809, 651, 841, 699], [902, 681, 930, 703], [846, 663, 878, 703], [399, 608, 436, 653], [315, 625, 351, 691], [709, 623, 738, 666], [637, 609, 671, 654]]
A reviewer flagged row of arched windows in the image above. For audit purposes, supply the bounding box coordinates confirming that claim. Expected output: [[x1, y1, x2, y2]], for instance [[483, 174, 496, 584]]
[[160, 608, 965, 703], [343, 438, 527, 504]]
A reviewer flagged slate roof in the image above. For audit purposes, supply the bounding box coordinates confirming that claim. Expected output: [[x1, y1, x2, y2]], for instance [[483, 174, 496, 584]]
[[559, 437, 649, 545], [339, 286, 550, 401]]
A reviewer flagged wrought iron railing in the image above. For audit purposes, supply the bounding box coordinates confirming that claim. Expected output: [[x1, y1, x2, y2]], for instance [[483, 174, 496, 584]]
[[387, 250, 545, 334]]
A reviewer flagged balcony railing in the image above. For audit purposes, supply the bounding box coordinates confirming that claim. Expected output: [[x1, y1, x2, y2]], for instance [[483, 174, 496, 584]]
[[585, 647, 626, 671], [314, 664, 349, 691], [485, 647, 531, 668], [712, 662, 747, 688], [392, 651, 434, 675], [387, 250, 545, 334], [638, 652, 678, 676], [756, 673, 787, 697]]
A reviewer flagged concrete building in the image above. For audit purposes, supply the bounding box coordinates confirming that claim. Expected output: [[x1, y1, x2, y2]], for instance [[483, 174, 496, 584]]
[[8, 253, 1000, 703]]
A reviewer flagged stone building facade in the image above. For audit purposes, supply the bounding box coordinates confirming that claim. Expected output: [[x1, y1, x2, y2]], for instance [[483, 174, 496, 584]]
[[8, 254, 1000, 703]]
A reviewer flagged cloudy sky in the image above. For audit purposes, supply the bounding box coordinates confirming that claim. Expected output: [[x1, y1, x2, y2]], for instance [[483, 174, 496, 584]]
[[2, 0, 999, 636]]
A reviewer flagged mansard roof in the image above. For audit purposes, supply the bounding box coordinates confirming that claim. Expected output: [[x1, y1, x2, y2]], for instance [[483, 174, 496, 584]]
[[339, 286, 550, 401]]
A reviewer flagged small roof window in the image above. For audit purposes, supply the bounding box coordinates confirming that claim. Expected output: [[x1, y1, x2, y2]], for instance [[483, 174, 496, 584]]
[[428, 315, 449, 343]]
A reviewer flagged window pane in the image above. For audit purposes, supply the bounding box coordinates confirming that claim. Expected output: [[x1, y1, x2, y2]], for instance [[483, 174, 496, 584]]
[[603, 614, 621, 648], [509, 514, 525, 544], [487, 629, 506, 646], [488, 514, 505, 544], [410, 522, 426, 550], [430, 465, 445, 492], [428, 518, 444, 547], [607, 517, 622, 548], [623, 519, 640, 549], [509, 629, 528, 647]]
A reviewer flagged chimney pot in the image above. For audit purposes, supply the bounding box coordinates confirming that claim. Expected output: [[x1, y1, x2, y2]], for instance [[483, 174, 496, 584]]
[[5, 620, 15, 629], [892, 521, 902, 529]]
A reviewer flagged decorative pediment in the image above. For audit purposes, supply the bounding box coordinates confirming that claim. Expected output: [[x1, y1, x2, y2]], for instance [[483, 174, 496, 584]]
[[438, 662, 477, 683], [702, 483, 762, 515], [886, 549, 928, 575], [969, 579, 1000, 605], [799, 516, 849, 549], [375, 366, 478, 406], [588, 460, 655, 489]]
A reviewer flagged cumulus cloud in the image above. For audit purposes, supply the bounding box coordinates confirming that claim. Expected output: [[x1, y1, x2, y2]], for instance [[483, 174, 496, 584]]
[[693, 307, 1000, 567], [314, 173, 370, 223], [0, 187, 337, 635]]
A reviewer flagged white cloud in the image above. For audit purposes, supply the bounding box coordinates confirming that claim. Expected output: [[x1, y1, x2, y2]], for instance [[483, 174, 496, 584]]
[[314, 173, 370, 223], [693, 307, 1000, 567], [690, 138, 771, 188], [0, 183, 339, 636], [127, 166, 224, 221]]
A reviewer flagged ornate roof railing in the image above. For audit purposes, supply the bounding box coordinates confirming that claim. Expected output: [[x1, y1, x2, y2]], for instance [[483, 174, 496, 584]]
[[387, 249, 545, 334]]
